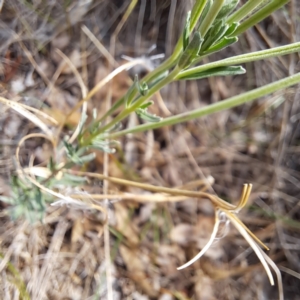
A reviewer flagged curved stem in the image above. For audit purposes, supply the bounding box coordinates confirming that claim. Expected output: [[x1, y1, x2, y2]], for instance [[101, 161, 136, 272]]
[[177, 210, 221, 270]]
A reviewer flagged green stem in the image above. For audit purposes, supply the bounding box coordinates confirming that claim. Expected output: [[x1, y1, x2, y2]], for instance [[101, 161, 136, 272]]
[[83, 66, 181, 146], [232, 0, 290, 36], [94, 57, 177, 126], [108, 72, 300, 138], [94, 96, 125, 124], [227, 0, 265, 24], [142, 0, 210, 85], [191, 0, 209, 31], [199, 0, 225, 36], [178, 41, 300, 79], [143, 56, 177, 85], [94, 0, 210, 124]]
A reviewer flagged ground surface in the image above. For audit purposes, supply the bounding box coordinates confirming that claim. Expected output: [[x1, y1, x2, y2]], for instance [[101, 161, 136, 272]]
[[0, 1, 300, 299]]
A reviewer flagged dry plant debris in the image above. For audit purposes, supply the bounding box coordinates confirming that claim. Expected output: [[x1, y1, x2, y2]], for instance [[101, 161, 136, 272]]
[[0, 1, 300, 300]]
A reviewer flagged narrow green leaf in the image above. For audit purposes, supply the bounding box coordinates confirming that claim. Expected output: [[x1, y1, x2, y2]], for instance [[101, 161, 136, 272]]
[[202, 36, 238, 55], [62, 173, 87, 183], [110, 72, 300, 138], [91, 143, 116, 153], [199, 0, 225, 37], [224, 21, 239, 36], [63, 140, 75, 157], [138, 81, 149, 96], [178, 32, 204, 68], [48, 156, 56, 172], [216, 0, 239, 20], [74, 152, 96, 165], [201, 20, 229, 52], [141, 0, 209, 87], [187, 42, 300, 79], [90, 138, 118, 153], [136, 108, 162, 123], [202, 19, 223, 48], [177, 66, 246, 80], [107, 122, 122, 134], [148, 70, 169, 89], [197, 0, 213, 31], [183, 11, 191, 50], [0, 195, 13, 204], [126, 75, 149, 107], [140, 100, 154, 109], [78, 111, 88, 134], [232, 0, 290, 36], [95, 95, 125, 125], [125, 75, 139, 107], [190, 0, 209, 31], [227, 0, 265, 24]]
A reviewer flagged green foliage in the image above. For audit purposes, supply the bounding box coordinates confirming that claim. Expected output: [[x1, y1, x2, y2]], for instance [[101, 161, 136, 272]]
[[216, 0, 239, 20], [202, 36, 238, 55], [0, 176, 48, 222], [64, 140, 96, 165], [178, 32, 203, 68], [5, 0, 300, 223], [201, 19, 228, 51], [197, 0, 213, 31], [224, 21, 239, 36], [136, 108, 162, 123], [177, 65, 246, 80], [183, 11, 191, 50]]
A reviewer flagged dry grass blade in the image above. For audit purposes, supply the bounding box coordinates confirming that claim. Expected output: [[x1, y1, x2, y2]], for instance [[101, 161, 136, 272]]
[[55, 48, 88, 144], [66, 171, 276, 287], [228, 211, 270, 250], [261, 251, 284, 300], [9, 102, 58, 126], [66, 170, 236, 210], [234, 184, 252, 212], [81, 25, 116, 66], [22, 167, 54, 179], [0, 222, 28, 273], [32, 221, 68, 300], [71, 193, 190, 202], [18, 41, 51, 86], [177, 209, 221, 270], [104, 2, 139, 299], [279, 266, 300, 280], [63, 59, 146, 126], [0, 97, 54, 140], [113, 0, 139, 37], [225, 212, 275, 286], [16, 133, 54, 167]]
